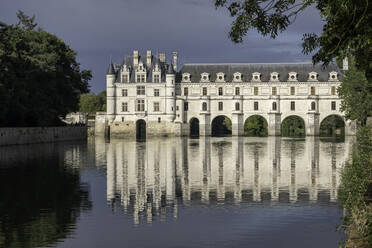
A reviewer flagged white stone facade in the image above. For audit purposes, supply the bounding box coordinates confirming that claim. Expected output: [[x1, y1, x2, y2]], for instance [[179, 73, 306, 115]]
[[96, 50, 356, 137]]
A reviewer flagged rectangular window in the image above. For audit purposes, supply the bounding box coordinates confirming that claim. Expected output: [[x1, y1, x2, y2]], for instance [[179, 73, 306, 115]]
[[291, 101, 295, 111], [218, 102, 223, 111], [331, 101, 336, 110], [158, 117, 161, 123], [122, 102, 128, 112], [218, 87, 223, 96], [235, 102, 240, 110], [331, 86, 336, 95], [272, 87, 277, 96], [311, 86, 315, 95], [254, 101, 259, 111], [154, 89, 159, 96], [202, 87, 207, 96], [176, 106, 179, 111], [184, 87, 188, 96], [254, 87, 258, 96], [184, 102, 188, 111], [136, 99, 145, 111], [137, 86, 145, 95], [154, 74, 160, 83], [136, 74, 145, 83], [153, 102, 160, 112], [290, 86, 295, 95], [235, 87, 240, 96], [122, 89, 128, 97], [122, 75, 128, 83]]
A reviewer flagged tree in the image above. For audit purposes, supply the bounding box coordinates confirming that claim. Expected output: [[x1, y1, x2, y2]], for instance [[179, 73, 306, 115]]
[[0, 11, 91, 127], [214, 0, 372, 81], [244, 115, 268, 136], [338, 61, 372, 125], [79, 91, 106, 115]]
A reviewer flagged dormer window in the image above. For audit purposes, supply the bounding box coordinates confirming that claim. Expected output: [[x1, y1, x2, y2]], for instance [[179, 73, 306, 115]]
[[270, 72, 279, 81], [233, 72, 242, 82], [252, 72, 261, 82], [201, 72, 210, 82], [182, 73, 191, 82], [216, 72, 225, 82], [288, 72, 297, 81], [308, 72, 318, 81], [329, 71, 338, 81], [136, 62, 146, 73], [121, 74, 128, 83]]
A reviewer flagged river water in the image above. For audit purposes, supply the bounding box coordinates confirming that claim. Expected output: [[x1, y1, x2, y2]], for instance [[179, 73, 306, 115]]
[[0, 136, 353, 248]]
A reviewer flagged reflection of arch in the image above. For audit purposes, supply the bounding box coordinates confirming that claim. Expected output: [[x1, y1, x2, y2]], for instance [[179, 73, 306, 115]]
[[189, 118, 200, 138], [320, 114, 345, 137], [211, 115, 232, 137], [136, 119, 146, 140], [244, 115, 268, 137], [281, 115, 306, 137]]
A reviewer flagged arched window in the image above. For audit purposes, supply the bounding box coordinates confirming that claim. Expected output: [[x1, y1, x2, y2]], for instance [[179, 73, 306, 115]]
[[311, 101, 316, 111], [235, 102, 240, 111], [202, 102, 207, 111], [272, 102, 277, 111]]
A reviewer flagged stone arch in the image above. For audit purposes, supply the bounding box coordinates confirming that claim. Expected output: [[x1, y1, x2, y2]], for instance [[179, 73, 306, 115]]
[[319, 114, 345, 137], [136, 119, 146, 141], [281, 115, 306, 137], [189, 117, 200, 138], [244, 115, 268, 137], [211, 115, 232, 137]]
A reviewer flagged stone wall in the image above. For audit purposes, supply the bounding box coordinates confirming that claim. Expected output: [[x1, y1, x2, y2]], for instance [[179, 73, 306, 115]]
[[0, 126, 87, 146], [109, 121, 183, 138]]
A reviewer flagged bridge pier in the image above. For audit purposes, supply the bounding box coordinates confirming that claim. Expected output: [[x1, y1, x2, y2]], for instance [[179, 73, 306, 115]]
[[232, 114, 244, 136], [306, 112, 320, 136], [268, 112, 281, 136], [200, 114, 211, 136]]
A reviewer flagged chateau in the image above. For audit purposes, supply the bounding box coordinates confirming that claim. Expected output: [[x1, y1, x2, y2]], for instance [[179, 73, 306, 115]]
[[95, 50, 355, 138]]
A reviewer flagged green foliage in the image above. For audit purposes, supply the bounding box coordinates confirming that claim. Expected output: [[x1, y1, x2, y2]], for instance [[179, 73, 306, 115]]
[[338, 126, 372, 246], [244, 115, 268, 137], [338, 62, 372, 126], [214, 0, 372, 81], [0, 11, 91, 127], [212, 116, 232, 136], [79, 90, 106, 115], [319, 115, 345, 137], [281, 116, 305, 137]]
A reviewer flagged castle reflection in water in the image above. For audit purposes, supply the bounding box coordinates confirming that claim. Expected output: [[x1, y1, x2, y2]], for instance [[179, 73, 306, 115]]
[[96, 137, 353, 225]]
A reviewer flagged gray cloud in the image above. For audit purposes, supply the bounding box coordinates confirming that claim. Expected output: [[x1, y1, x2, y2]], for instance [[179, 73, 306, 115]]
[[1, 0, 323, 93]]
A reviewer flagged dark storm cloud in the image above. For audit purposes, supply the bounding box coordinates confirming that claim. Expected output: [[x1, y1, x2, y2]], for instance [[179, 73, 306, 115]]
[[1, 0, 323, 93]]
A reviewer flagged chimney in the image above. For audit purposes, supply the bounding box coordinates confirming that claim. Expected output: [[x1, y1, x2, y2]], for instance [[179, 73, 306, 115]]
[[133, 50, 139, 66], [159, 53, 166, 63], [146, 50, 152, 67], [173, 52, 178, 71], [343, 57, 349, 71]]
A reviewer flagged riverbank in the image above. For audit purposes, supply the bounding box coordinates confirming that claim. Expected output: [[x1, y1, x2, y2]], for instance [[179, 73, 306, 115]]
[[339, 126, 372, 247], [0, 126, 87, 146]]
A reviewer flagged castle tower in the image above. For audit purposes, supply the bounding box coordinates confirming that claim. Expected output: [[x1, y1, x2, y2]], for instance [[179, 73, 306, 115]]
[[165, 63, 176, 121], [106, 59, 116, 123]]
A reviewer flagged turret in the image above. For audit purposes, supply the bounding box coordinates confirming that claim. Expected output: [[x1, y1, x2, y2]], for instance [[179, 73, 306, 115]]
[[165, 64, 176, 121], [106, 59, 116, 122]]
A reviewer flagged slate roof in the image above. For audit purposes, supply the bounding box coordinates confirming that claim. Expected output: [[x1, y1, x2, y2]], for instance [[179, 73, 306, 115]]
[[112, 55, 170, 83], [178, 62, 342, 83]]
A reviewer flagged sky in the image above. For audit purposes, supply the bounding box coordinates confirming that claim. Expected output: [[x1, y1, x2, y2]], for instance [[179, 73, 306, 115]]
[[1, 0, 324, 93]]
